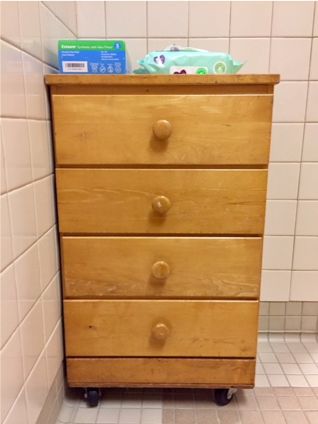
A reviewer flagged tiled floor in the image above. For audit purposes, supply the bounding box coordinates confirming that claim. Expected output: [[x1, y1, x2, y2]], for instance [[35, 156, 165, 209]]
[[56, 335, 318, 424]]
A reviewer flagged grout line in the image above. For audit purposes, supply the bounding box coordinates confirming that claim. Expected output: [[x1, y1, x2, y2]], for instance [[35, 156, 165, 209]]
[[41, 1, 77, 39]]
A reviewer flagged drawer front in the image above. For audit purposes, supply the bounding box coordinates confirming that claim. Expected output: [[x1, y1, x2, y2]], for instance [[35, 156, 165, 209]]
[[62, 237, 262, 299], [64, 300, 258, 357], [56, 169, 267, 234], [53, 95, 272, 166]]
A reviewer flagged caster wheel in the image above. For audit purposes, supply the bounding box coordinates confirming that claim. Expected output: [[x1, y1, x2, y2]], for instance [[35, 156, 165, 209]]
[[214, 388, 236, 406], [86, 388, 100, 407]]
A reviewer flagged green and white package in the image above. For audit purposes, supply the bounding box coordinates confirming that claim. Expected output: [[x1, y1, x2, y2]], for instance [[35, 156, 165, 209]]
[[133, 45, 244, 75]]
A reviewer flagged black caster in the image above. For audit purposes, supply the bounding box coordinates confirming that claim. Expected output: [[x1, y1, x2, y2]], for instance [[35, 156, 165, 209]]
[[214, 388, 237, 406], [85, 388, 100, 407]]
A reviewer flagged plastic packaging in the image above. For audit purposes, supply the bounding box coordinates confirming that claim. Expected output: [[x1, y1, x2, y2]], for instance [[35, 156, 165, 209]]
[[133, 45, 244, 75]]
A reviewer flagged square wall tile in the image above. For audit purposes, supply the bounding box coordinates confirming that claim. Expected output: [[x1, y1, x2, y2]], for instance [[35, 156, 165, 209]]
[[299, 164, 318, 200], [15, 243, 41, 322], [314, 2, 318, 36], [230, 1, 272, 36], [148, 1, 188, 37], [272, 1, 315, 36], [1, 41, 27, 118], [0, 329, 24, 423], [270, 38, 311, 81], [269, 302, 286, 316], [147, 38, 188, 53], [46, 321, 63, 390], [285, 316, 302, 331], [68, 1, 77, 35], [260, 302, 269, 315], [263, 237, 294, 270], [8, 184, 37, 259], [25, 353, 48, 424], [293, 237, 318, 270], [122, 39, 147, 72], [1, 194, 13, 271], [270, 124, 304, 163], [296, 202, 318, 236], [38, 227, 59, 291], [189, 1, 230, 37], [19, 1, 42, 60], [1, 119, 32, 191], [303, 302, 318, 315], [261, 271, 291, 301], [189, 38, 229, 53], [310, 38, 318, 80], [301, 317, 317, 331], [77, 1, 105, 37], [0, 1, 21, 48], [20, 300, 45, 380], [106, 2, 146, 37], [0, 264, 19, 349], [42, 275, 61, 343], [2, 388, 29, 424], [302, 124, 318, 162], [28, 120, 53, 180], [22, 53, 46, 120], [230, 38, 270, 74], [286, 302, 302, 315], [267, 163, 300, 200], [265, 201, 297, 236], [54, 1, 69, 27], [273, 82, 308, 123], [291, 272, 318, 301], [34, 176, 55, 237], [306, 82, 318, 122]]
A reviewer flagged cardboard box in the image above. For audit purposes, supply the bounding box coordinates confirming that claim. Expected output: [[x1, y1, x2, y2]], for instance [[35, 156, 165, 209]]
[[58, 40, 131, 74]]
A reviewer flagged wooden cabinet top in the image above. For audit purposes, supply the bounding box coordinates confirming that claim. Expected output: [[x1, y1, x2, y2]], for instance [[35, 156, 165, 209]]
[[45, 74, 280, 86]]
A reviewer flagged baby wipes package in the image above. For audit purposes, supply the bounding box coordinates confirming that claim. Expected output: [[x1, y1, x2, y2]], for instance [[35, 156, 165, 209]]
[[134, 45, 244, 75]]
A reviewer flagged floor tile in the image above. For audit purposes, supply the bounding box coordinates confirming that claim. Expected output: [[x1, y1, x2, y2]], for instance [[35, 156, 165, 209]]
[[287, 375, 310, 387], [196, 409, 218, 424], [293, 388, 315, 397], [140, 408, 162, 424], [306, 375, 318, 387], [174, 408, 195, 424], [268, 375, 290, 387], [162, 408, 174, 424], [288, 343, 308, 353], [273, 387, 295, 396], [118, 408, 141, 424], [277, 396, 302, 410], [283, 411, 309, 424], [254, 388, 274, 396], [300, 364, 318, 374], [255, 375, 271, 387], [217, 409, 241, 424], [236, 395, 258, 410], [142, 394, 162, 408], [293, 354, 314, 364], [281, 363, 302, 375], [271, 343, 291, 353], [298, 396, 318, 410], [256, 395, 280, 410], [259, 353, 278, 363], [73, 407, 99, 423], [261, 410, 287, 424], [97, 408, 120, 424], [276, 353, 296, 364], [173, 394, 194, 409], [263, 363, 284, 375], [258, 342, 274, 353], [239, 410, 264, 424], [121, 394, 142, 408], [306, 411, 318, 424]]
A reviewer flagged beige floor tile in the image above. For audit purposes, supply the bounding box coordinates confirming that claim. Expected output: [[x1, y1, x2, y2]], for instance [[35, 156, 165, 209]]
[[196, 409, 218, 424], [283, 411, 309, 424], [140, 408, 162, 424], [236, 395, 258, 410], [174, 408, 195, 424], [277, 396, 302, 410], [273, 387, 295, 396], [121, 393, 142, 408], [73, 407, 99, 424], [162, 408, 174, 424], [293, 388, 314, 396], [268, 375, 290, 387], [96, 408, 120, 424], [261, 410, 287, 424], [239, 410, 264, 424], [306, 375, 318, 387], [118, 408, 141, 424], [254, 388, 274, 396], [287, 375, 309, 387], [162, 394, 174, 408], [218, 409, 241, 424], [298, 396, 318, 410], [173, 395, 194, 409], [306, 411, 318, 424], [256, 396, 280, 410], [276, 353, 296, 364]]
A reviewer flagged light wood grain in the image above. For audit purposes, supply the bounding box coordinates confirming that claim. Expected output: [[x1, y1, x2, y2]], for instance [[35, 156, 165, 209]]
[[62, 237, 262, 299], [64, 300, 258, 357], [67, 357, 256, 387], [56, 169, 267, 235], [46, 74, 280, 85], [53, 95, 272, 166]]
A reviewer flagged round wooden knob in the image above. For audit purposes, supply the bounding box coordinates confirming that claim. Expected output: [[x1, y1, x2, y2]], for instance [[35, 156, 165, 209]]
[[152, 261, 170, 279], [152, 323, 170, 341], [152, 196, 170, 214], [153, 120, 172, 141]]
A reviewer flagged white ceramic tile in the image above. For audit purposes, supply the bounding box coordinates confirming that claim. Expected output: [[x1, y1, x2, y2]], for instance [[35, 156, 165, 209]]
[[261, 270, 291, 302], [25, 353, 48, 424], [296, 202, 318, 236], [1, 119, 32, 191], [286, 302, 302, 316], [189, 38, 229, 53], [269, 316, 285, 331], [259, 352, 279, 363], [74, 407, 99, 423], [3, 388, 29, 424], [270, 342, 290, 353], [34, 176, 55, 237], [148, 1, 188, 37], [55, 1, 69, 27], [306, 82, 318, 122], [314, 2, 318, 36], [0, 329, 24, 423], [272, 1, 315, 36], [263, 237, 294, 270], [14, 243, 41, 322], [1, 194, 13, 271], [42, 274, 61, 343], [302, 124, 318, 162], [1, 140, 7, 194], [8, 184, 37, 259], [28, 120, 53, 180], [0, 1, 21, 47], [0, 41, 27, 118], [189, 1, 230, 37], [258, 342, 273, 352], [22, 53, 46, 120], [276, 353, 296, 364], [303, 302, 318, 315], [68, 2, 77, 35], [270, 303, 286, 316], [273, 82, 308, 123], [147, 38, 188, 53], [260, 302, 269, 316], [301, 317, 318, 331], [299, 164, 318, 200], [310, 38, 318, 80], [286, 375, 309, 387], [270, 38, 311, 81], [255, 375, 270, 387], [281, 363, 302, 374], [263, 363, 284, 375], [230, 1, 272, 36], [265, 201, 297, 236], [42, 1, 56, 14], [270, 124, 304, 163], [19, 1, 42, 60], [77, 1, 105, 37], [290, 272, 318, 301], [20, 300, 45, 379], [141, 408, 162, 424], [293, 237, 318, 270], [118, 408, 141, 424], [38, 227, 59, 291], [287, 343, 307, 353], [43, 65, 58, 119], [293, 353, 314, 364], [106, 1, 146, 37], [267, 163, 300, 200], [121, 39, 147, 72], [97, 408, 120, 423], [230, 38, 270, 74], [285, 317, 301, 331], [267, 375, 289, 387], [57, 404, 74, 423], [0, 265, 19, 349], [46, 320, 63, 390], [306, 375, 318, 387], [256, 362, 266, 374]]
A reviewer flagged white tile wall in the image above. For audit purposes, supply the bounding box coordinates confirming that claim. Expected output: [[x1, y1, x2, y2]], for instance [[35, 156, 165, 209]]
[[148, 1, 188, 38], [291, 272, 318, 301], [106, 1, 146, 38], [272, 1, 315, 36], [293, 237, 318, 270], [270, 124, 304, 162], [77, 1, 105, 38], [302, 124, 318, 162], [230, 38, 270, 74], [230, 1, 272, 37], [189, 1, 230, 37]]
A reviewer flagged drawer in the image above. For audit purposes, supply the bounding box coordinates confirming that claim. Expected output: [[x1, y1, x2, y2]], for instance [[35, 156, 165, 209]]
[[53, 94, 273, 166], [62, 237, 262, 299], [56, 169, 267, 235], [64, 300, 258, 357]]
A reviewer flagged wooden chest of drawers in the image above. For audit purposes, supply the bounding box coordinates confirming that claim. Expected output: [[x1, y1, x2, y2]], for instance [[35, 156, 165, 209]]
[[46, 74, 279, 404]]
